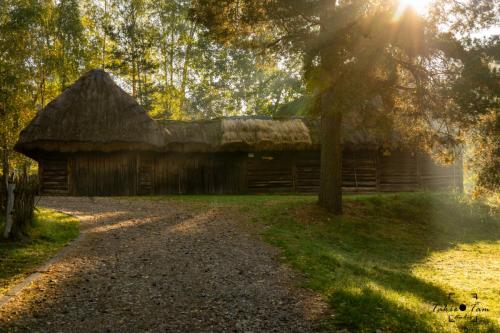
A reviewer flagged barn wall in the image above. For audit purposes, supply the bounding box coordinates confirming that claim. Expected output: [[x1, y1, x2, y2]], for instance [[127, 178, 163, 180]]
[[419, 153, 463, 190], [378, 149, 463, 192], [243, 149, 462, 194], [37, 148, 463, 196], [378, 150, 420, 191], [152, 153, 246, 195], [246, 152, 295, 193], [295, 151, 321, 193], [66, 152, 245, 196], [245, 150, 378, 193], [69, 152, 137, 196], [341, 149, 378, 192], [39, 155, 69, 195]]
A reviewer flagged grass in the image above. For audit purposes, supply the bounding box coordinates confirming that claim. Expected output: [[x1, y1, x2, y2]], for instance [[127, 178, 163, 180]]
[[253, 193, 500, 333], [0, 208, 79, 295], [137, 192, 499, 332]]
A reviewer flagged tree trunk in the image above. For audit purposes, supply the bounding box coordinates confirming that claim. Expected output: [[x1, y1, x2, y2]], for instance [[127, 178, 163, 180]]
[[318, 92, 343, 215], [137, 61, 142, 103], [169, 17, 175, 86], [318, 0, 343, 214], [2, 143, 13, 238], [180, 24, 195, 112], [1, 142, 9, 188], [102, 0, 107, 69], [272, 86, 284, 115], [132, 60, 137, 97], [3, 182, 15, 239], [164, 37, 169, 87]]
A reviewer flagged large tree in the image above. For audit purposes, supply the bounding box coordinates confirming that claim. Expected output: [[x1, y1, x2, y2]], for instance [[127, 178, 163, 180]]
[[79, 0, 302, 120], [0, 0, 91, 182], [191, 0, 499, 214]]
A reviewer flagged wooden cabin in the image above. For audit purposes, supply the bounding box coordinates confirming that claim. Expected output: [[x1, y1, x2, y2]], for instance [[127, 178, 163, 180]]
[[15, 70, 463, 196]]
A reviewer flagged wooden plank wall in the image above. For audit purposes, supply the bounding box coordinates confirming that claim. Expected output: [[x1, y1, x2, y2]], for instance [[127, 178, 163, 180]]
[[40, 156, 69, 195], [38, 149, 463, 196], [66, 152, 244, 196], [295, 152, 321, 193], [419, 153, 463, 190], [69, 152, 137, 196], [137, 155, 154, 195], [247, 153, 294, 193], [246, 150, 379, 194], [342, 150, 378, 192], [378, 150, 420, 192], [153, 153, 245, 194], [378, 150, 463, 191], [244, 150, 462, 194]]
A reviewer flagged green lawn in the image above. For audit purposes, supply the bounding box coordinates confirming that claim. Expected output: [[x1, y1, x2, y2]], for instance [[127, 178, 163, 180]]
[[0, 208, 79, 295], [144, 192, 499, 333], [253, 193, 499, 333]]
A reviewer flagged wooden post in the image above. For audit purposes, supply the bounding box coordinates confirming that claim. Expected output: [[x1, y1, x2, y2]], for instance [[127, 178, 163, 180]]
[[3, 182, 15, 239]]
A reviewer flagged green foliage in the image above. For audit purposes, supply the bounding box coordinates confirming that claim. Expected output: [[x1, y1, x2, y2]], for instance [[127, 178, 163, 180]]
[[0, 0, 304, 176], [191, 0, 499, 190], [79, 0, 304, 119], [466, 109, 499, 203], [54, 0, 86, 89], [0, 0, 91, 176], [0, 0, 498, 194], [0, 208, 79, 294]]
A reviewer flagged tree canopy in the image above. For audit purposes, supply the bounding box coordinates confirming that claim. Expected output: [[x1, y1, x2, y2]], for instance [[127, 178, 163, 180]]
[[0, 0, 304, 175], [0, 0, 498, 206], [191, 0, 499, 211]]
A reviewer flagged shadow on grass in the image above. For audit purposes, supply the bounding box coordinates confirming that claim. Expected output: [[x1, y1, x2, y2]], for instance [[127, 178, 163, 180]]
[[328, 287, 437, 332], [259, 192, 500, 332]]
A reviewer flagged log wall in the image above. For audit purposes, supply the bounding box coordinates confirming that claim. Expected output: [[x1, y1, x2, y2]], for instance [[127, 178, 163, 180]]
[[152, 153, 245, 194], [39, 155, 69, 195], [37, 148, 463, 196], [70, 152, 137, 196]]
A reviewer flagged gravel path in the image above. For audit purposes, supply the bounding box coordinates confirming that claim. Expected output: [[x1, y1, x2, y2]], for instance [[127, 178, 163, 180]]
[[0, 197, 327, 332]]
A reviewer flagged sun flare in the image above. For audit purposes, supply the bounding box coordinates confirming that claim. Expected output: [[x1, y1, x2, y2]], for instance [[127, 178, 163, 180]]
[[395, 0, 432, 18]]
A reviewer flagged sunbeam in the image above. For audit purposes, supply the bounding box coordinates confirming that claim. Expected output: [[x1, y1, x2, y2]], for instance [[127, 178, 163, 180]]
[[395, 0, 432, 18]]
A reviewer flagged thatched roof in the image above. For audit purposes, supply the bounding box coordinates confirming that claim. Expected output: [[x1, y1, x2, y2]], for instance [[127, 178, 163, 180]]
[[15, 69, 165, 157], [160, 117, 321, 152], [159, 117, 385, 152], [16, 70, 392, 157]]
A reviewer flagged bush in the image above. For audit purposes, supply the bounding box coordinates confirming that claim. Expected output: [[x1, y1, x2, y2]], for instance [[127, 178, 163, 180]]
[[467, 110, 499, 206]]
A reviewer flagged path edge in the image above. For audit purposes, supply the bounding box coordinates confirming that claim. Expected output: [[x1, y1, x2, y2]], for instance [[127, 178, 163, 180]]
[[0, 209, 84, 309]]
